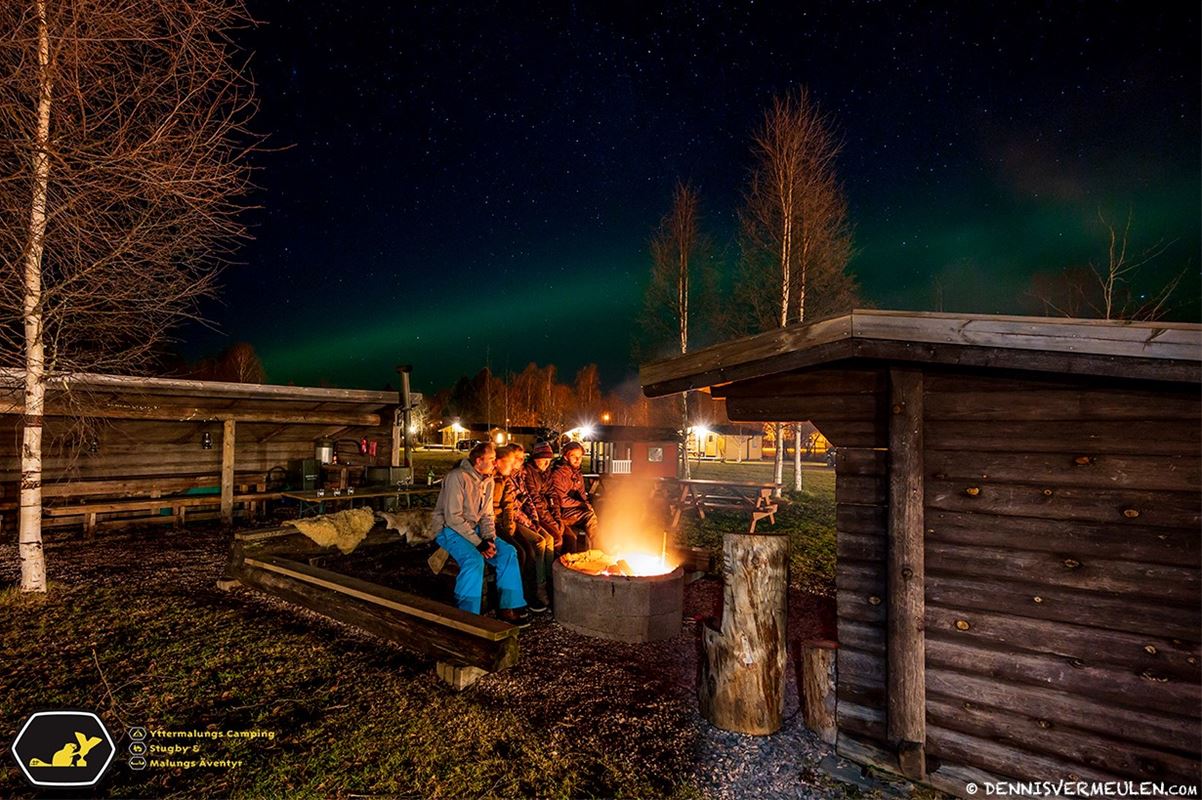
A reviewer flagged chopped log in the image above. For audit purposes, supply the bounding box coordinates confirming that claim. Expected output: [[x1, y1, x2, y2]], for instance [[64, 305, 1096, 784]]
[[887, 367, 925, 780], [231, 553, 518, 672], [428, 547, 450, 574], [435, 661, 487, 691], [799, 639, 838, 744], [698, 532, 788, 735]]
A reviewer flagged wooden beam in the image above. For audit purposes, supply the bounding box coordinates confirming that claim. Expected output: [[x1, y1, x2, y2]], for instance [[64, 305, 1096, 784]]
[[221, 419, 236, 528], [0, 402, 381, 426], [0, 367, 398, 403], [887, 367, 925, 779], [233, 554, 519, 671]]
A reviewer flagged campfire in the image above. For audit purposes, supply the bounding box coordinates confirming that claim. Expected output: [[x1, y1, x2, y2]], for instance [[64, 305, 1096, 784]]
[[552, 541, 684, 643], [559, 549, 676, 577]]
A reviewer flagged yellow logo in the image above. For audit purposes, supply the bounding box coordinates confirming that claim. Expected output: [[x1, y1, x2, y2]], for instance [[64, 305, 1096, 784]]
[[11, 711, 115, 788]]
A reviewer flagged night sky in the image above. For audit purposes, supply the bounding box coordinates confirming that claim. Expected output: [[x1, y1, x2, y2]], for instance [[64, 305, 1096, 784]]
[[183, 1, 1200, 394]]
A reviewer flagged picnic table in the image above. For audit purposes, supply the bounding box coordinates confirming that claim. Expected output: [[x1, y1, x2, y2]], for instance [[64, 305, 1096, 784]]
[[658, 478, 781, 532], [282, 486, 439, 517]]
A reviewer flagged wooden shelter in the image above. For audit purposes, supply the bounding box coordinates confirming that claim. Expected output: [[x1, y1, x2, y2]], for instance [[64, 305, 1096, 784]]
[[641, 310, 1201, 795], [0, 370, 409, 535]]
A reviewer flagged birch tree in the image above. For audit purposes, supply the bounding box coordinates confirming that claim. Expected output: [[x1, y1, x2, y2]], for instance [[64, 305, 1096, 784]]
[[1031, 211, 1182, 322], [737, 88, 857, 494], [0, 0, 258, 592], [640, 182, 705, 478]]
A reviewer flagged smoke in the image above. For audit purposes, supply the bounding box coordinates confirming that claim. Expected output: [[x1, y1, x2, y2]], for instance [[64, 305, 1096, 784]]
[[596, 477, 677, 567]]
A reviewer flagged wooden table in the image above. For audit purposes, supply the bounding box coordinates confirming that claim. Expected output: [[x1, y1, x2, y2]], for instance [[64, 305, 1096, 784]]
[[658, 478, 781, 532], [282, 486, 439, 517]]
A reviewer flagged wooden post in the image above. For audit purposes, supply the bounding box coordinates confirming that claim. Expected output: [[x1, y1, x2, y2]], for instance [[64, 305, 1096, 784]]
[[390, 408, 402, 468], [887, 368, 926, 779], [699, 531, 788, 734], [221, 418, 236, 529], [799, 638, 838, 744]]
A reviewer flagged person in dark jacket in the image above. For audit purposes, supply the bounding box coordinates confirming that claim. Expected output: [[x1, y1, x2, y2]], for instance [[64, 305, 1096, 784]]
[[493, 445, 554, 611], [522, 441, 578, 555], [549, 441, 598, 552]]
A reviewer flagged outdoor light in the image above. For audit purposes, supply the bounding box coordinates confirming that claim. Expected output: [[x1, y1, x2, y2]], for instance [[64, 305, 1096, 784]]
[[408, 424, 418, 434], [694, 426, 711, 439], [579, 425, 596, 440], [201, 431, 213, 450], [495, 432, 505, 444]]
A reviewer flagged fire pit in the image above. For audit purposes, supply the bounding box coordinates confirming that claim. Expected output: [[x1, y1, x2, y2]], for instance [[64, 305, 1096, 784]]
[[552, 550, 684, 643]]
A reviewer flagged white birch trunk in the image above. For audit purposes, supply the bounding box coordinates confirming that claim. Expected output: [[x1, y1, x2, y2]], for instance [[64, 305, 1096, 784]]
[[793, 425, 803, 492], [772, 422, 784, 498], [20, 0, 53, 593]]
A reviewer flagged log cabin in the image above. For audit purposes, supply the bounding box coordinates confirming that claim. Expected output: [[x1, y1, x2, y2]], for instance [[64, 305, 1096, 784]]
[[640, 309, 1202, 796]]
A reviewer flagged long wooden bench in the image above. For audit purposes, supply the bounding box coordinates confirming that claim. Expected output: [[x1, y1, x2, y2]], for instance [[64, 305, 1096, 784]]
[[44, 491, 284, 538]]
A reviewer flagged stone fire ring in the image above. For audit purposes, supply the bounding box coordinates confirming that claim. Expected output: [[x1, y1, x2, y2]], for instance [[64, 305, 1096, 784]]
[[551, 559, 684, 643]]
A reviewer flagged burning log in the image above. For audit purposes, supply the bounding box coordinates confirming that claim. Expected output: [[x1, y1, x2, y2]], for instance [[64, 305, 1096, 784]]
[[699, 532, 788, 735]]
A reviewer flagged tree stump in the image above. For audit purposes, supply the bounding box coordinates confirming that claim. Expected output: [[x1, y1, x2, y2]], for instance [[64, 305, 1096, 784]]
[[699, 532, 788, 734], [799, 638, 838, 744]]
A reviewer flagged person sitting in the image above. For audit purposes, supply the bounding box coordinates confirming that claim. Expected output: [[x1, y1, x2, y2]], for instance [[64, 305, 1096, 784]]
[[522, 441, 577, 555], [430, 442, 529, 626], [550, 441, 598, 552], [492, 445, 554, 612]]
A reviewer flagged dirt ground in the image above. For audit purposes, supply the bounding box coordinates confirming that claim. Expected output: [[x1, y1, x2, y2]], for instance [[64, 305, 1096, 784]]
[[1, 524, 856, 799]]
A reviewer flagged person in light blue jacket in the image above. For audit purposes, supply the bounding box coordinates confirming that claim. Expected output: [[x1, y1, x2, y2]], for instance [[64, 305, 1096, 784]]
[[431, 442, 529, 625]]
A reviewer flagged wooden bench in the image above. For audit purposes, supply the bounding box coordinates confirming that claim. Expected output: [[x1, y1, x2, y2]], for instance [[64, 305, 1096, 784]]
[[44, 491, 284, 538], [660, 478, 781, 533], [226, 523, 517, 689]]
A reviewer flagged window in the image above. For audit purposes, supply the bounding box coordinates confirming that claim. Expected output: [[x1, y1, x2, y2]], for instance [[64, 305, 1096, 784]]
[[647, 446, 663, 463]]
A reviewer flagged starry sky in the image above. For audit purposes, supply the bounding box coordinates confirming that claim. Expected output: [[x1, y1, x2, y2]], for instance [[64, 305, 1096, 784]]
[[182, 1, 1200, 393]]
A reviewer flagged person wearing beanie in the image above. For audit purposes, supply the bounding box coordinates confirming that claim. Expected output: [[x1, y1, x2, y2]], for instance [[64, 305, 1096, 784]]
[[522, 441, 579, 555], [549, 440, 599, 552]]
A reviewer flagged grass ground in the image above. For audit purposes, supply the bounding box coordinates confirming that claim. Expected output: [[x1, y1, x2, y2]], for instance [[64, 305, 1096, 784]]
[[0, 456, 842, 799]]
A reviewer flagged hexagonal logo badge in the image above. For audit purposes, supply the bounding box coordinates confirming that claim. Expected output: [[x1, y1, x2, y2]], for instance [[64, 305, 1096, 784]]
[[11, 710, 116, 788]]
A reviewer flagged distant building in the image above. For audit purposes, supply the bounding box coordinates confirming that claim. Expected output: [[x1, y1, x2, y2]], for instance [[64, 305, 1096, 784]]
[[568, 424, 680, 479], [437, 421, 544, 449], [688, 423, 765, 462]]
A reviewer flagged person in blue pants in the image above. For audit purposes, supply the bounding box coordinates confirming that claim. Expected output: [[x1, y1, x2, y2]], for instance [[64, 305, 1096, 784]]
[[431, 442, 530, 626]]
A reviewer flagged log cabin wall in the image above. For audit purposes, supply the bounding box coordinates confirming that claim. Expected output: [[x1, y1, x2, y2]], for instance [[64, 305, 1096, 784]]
[[0, 418, 395, 482], [717, 362, 1202, 794], [920, 367, 1201, 787]]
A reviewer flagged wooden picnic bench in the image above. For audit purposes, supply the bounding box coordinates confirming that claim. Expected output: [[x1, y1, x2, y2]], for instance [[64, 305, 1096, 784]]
[[658, 478, 781, 533]]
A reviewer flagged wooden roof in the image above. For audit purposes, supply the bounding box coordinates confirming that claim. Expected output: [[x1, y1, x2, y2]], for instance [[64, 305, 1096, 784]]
[[641, 310, 1202, 396], [0, 368, 402, 427], [587, 424, 678, 442]]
